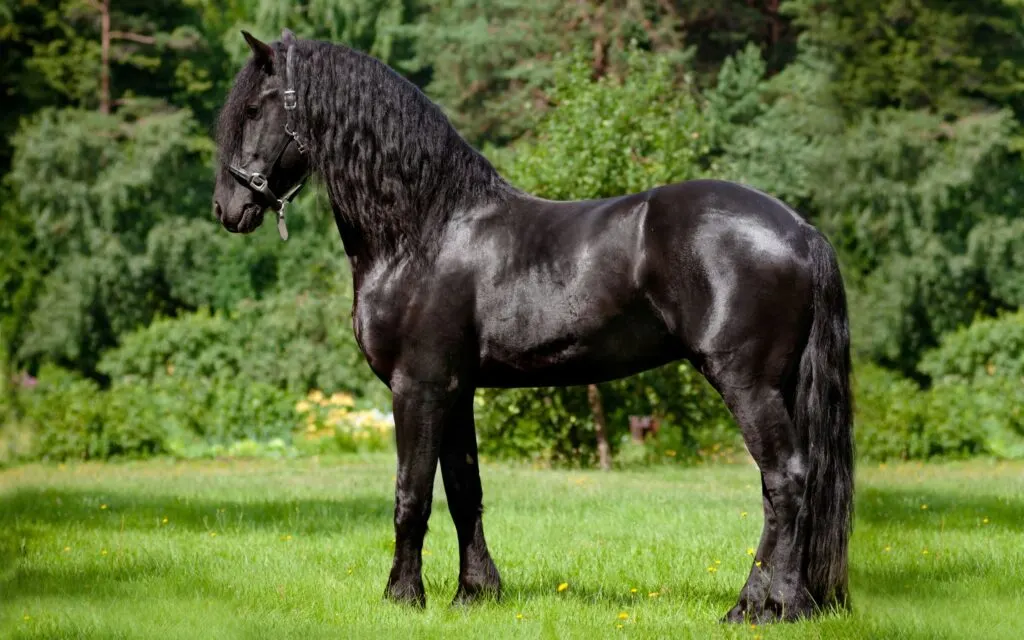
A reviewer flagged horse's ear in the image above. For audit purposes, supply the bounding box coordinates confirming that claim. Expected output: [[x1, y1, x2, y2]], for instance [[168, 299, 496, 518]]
[[281, 28, 296, 45], [241, 30, 274, 73]]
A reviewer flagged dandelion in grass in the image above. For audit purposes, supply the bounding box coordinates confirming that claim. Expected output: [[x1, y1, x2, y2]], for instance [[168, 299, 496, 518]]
[[557, 582, 569, 592], [648, 591, 659, 598], [884, 545, 891, 553], [101, 549, 108, 556], [100, 504, 108, 510], [162, 517, 168, 525], [516, 613, 523, 620], [618, 612, 629, 620], [754, 561, 762, 568], [630, 587, 638, 594], [921, 504, 928, 510], [23, 615, 30, 621], [706, 566, 717, 573], [665, 450, 677, 457], [740, 511, 748, 518], [983, 517, 989, 524], [210, 532, 217, 537], [616, 624, 624, 630], [922, 549, 929, 555], [747, 547, 755, 556], [281, 535, 293, 541]]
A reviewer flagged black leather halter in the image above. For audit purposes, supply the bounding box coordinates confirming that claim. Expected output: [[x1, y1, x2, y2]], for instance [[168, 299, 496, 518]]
[[228, 45, 309, 239]]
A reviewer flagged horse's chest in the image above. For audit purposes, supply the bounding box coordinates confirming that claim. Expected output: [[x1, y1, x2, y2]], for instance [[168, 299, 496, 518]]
[[351, 286, 404, 385]]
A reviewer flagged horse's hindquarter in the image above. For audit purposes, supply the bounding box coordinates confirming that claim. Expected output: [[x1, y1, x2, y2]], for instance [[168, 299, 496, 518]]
[[643, 180, 816, 367], [469, 193, 683, 387]]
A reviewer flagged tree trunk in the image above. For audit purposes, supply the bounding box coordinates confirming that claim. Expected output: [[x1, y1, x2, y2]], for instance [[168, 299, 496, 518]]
[[587, 383, 611, 470], [100, 0, 110, 114]]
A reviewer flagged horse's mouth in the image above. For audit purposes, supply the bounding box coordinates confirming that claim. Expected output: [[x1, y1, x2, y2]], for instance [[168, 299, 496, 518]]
[[235, 203, 265, 233]]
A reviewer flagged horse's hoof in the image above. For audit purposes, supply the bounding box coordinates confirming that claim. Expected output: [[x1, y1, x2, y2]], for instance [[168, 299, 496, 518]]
[[384, 580, 426, 608], [720, 602, 751, 623]]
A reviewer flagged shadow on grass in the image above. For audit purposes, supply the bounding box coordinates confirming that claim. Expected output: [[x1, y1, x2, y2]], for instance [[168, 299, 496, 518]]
[[855, 484, 1024, 532], [0, 487, 394, 537]]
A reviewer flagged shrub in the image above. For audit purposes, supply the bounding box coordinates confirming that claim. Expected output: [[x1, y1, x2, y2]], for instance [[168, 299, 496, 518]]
[[98, 290, 390, 408], [853, 361, 1024, 461], [918, 309, 1024, 382], [13, 365, 303, 462]]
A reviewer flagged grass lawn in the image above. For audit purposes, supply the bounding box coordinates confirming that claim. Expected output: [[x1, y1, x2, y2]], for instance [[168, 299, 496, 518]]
[[2, 455, 1022, 639]]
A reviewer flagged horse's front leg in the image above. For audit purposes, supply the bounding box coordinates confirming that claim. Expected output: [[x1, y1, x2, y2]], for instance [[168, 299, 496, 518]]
[[384, 376, 452, 607], [440, 389, 501, 604]]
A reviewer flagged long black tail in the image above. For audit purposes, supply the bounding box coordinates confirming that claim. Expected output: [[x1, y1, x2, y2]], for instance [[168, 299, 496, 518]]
[[795, 230, 854, 608]]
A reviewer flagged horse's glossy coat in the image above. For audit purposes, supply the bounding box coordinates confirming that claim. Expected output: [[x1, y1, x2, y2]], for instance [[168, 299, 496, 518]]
[[213, 31, 854, 622]]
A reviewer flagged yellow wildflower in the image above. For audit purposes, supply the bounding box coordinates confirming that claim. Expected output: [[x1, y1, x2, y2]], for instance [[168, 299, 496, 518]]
[[162, 517, 168, 525], [648, 591, 659, 598], [329, 392, 355, 407], [740, 511, 748, 518], [617, 612, 629, 620], [63, 546, 70, 552], [308, 389, 325, 405], [747, 547, 755, 556], [101, 549, 108, 556], [755, 561, 762, 568], [100, 504, 108, 510], [707, 566, 717, 573], [516, 613, 523, 620], [920, 504, 928, 510], [665, 450, 677, 457], [616, 624, 624, 630], [210, 532, 217, 537], [983, 517, 990, 524], [630, 587, 638, 594], [295, 400, 311, 413], [557, 582, 569, 592]]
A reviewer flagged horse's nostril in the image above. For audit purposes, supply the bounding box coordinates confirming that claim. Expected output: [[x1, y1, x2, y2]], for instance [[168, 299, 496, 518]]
[[213, 201, 223, 220]]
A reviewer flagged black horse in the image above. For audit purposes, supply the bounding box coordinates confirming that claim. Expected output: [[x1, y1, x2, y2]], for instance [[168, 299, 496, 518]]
[[212, 30, 854, 623]]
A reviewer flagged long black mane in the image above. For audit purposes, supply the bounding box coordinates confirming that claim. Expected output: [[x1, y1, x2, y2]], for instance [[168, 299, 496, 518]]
[[219, 39, 513, 256]]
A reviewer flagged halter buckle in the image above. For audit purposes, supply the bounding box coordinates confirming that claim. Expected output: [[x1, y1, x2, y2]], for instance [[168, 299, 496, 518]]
[[249, 173, 267, 190], [283, 89, 298, 110]]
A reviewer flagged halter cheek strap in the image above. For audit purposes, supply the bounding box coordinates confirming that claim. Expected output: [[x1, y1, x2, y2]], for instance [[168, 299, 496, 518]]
[[228, 44, 309, 241]]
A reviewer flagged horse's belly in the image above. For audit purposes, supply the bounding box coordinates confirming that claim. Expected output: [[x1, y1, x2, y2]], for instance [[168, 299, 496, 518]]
[[475, 295, 681, 388]]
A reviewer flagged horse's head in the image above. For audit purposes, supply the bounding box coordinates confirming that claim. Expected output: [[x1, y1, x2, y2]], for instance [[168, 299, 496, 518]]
[[213, 30, 309, 235]]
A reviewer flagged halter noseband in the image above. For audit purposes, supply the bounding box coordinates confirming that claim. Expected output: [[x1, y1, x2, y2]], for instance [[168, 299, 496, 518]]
[[228, 44, 309, 240]]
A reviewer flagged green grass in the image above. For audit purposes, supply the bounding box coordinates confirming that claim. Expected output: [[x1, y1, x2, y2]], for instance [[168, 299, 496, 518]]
[[2, 456, 1022, 639]]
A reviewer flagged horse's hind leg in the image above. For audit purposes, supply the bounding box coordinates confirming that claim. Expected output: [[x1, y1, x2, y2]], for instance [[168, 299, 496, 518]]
[[439, 389, 501, 604], [708, 360, 813, 622]]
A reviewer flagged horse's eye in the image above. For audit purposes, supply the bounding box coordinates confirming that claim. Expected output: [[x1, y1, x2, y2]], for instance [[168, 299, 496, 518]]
[[245, 104, 260, 120]]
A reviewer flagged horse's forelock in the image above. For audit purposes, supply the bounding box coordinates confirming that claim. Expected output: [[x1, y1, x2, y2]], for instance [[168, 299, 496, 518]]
[[216, 60, 268, 163]]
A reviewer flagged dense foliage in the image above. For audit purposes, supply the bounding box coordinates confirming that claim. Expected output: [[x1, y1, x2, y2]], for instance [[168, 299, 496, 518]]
[[2, 0, 1023, 465]]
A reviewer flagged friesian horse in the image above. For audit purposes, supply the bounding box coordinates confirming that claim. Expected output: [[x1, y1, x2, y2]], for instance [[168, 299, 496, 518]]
[[212, 30, 854, 623]]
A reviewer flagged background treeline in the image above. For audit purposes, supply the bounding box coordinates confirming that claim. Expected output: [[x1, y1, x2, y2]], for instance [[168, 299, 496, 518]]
[[2, 0, 1024, 466]]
